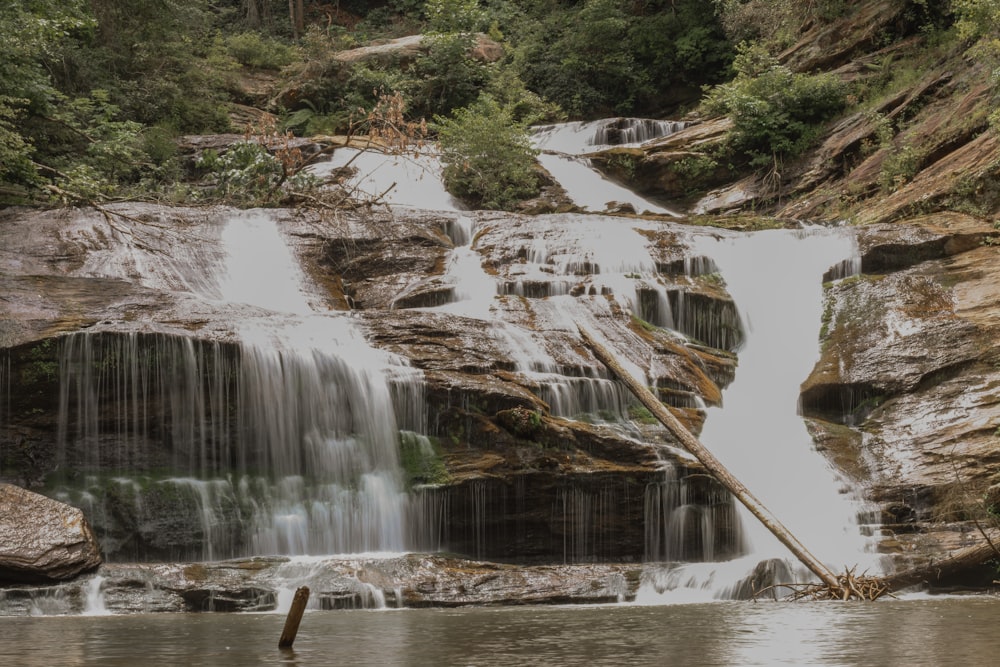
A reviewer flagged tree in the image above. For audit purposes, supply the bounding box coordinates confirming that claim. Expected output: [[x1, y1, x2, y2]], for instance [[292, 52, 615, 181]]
[[703, 43, 846, 169], [435, 94, 540, 210], [412, 0, 490, 117], [0, 1, 94, 191]]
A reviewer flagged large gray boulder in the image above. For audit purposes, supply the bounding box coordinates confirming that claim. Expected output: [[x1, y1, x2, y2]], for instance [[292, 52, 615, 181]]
[[0, 484, 102, 583]]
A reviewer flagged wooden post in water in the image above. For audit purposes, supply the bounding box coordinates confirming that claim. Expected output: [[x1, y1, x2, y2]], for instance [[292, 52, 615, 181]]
[[278, 586, 310, 649], [578, 325, 841, 591]]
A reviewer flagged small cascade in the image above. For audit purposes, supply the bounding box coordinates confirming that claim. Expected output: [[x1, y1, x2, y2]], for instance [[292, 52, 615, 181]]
[[46, 209, 440, 562], [590, 118, 688, 147], [416, 215, 496, 317], [531, 118, 686, 154], [644, 469, 744, 564], [82, 575, 110, 615], [53, 327, 433, 560], [531, 120, 683, 215]]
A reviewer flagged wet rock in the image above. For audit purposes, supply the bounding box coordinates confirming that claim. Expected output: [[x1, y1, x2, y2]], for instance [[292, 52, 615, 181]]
[[692, 176, 766, 215], [857, 213, 995, 273], [0, 555, 647, 615], [0, 484, 102, 583], [318, 210, 454, 310], [803, 225, 1000, 563]]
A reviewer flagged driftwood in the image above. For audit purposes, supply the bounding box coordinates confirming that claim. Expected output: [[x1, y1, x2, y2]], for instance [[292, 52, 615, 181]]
[[882, 532, 1000, 591], [577, 326, 844, 590], [761, 567, 893, 601]]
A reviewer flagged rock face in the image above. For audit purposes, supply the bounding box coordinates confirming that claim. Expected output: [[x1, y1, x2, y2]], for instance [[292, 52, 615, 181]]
[[0, 484, 102, 583], [800, 215, 1000, 570]]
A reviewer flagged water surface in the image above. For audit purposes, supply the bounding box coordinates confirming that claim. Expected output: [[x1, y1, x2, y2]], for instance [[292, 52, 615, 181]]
[[3, 597, 996, 666]]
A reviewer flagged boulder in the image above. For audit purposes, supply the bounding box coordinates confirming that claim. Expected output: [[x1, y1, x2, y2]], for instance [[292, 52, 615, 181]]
[[0, 484, 102, 583]]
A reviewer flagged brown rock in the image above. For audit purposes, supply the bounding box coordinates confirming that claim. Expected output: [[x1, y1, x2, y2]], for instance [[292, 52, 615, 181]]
[[0, 484, 102, 583]]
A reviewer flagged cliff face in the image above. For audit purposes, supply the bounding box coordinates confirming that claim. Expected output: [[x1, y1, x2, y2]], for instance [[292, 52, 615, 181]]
[[596, 1, 1000, 571]]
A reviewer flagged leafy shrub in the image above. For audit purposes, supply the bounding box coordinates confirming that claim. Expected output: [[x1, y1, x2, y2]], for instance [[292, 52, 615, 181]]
[[435, 94, 540, 210], [195, 132, 319, 207], [226, 32, 296, 69], [703, 44, 847, 168]]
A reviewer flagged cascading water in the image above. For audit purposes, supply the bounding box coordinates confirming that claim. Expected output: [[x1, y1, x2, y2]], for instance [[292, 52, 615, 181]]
[[536, 120, 878, 599], [51, 210, 435, 561], [4, 117, 881, 615], [531, 119, 683, 216], [637, 228, 879, 602]]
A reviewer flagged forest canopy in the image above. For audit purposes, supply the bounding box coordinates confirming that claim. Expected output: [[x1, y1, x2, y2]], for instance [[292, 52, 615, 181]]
[[0, 0, 996, 208]]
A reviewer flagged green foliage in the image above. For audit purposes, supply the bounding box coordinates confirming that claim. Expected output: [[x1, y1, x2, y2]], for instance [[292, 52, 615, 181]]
[[513, 0, 647, 117], [425, 0, 486, 34], [195, 141, 319, 207], [51, 91, 146, 182], [511, 0, 731, 117], [951, 0, 1000, 131], [0, 99, 38, 187], [712, 0, 848, 49], [703, 43, 847, 168], [435, 94, 540, 210], [412, 32, 490, 117], [879, 142, 924, 192], [399, 432, 451, 487], [225, 31, 296, 69], [952, 0, 1000, 41], [0, 1, 95, 190], [628, 405, 658, 425]]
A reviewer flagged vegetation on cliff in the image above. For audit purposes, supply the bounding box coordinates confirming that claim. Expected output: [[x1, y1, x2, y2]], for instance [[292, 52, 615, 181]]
[[0, 0, 998, 212]]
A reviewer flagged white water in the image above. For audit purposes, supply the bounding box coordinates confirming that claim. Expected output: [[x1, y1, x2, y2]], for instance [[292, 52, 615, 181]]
[[638, 228, 878, 601], [694, 229, 873, 562], [308, 147, 463, 211], [217, 212, 314, 314], [53, 205, 433, 559], [531, 120, 682, 216]]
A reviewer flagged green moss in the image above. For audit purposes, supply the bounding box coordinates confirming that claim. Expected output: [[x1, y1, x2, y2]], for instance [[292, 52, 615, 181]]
[[628, 405, 658, 425], [399, 431, 452, 487]]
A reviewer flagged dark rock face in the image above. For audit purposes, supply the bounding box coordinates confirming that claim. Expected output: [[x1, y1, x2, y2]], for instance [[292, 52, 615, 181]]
[[0, 484, 102, 583]]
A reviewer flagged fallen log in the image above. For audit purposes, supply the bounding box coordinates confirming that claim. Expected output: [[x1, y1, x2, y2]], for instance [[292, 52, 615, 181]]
[[882, 531, 1000, 591], [578, 325, 841, 591]]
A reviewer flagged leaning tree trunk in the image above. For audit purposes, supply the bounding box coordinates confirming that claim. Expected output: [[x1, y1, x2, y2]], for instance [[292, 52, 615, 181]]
[[578, 325, 841, 591]]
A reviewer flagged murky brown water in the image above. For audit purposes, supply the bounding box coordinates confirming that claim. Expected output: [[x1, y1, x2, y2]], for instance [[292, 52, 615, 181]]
[[2, 596, 998, 666]]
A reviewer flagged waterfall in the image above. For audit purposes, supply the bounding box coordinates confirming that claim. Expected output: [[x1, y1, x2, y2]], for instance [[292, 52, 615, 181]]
[[4, 117, 883, 610], [531, 119, 683, 215], [637, 227, 881, 601], [49, 211, 436, 560]]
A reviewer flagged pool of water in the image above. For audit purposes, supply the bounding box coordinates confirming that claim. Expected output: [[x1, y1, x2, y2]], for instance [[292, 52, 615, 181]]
[[2, 596, 997, 666]]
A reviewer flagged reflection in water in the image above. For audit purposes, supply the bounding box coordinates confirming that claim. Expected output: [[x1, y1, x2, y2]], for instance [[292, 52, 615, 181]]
[[2, 597, 998, 666]]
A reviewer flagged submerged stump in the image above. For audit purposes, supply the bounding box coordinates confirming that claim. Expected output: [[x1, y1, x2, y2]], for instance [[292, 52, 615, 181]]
[[278, 586, 311, 649]]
